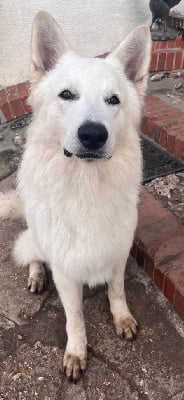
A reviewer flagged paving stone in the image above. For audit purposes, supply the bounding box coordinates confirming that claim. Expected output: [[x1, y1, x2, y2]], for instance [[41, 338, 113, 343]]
[[0, 258, 184, 399], [83, 357, 139, 400], [0, 342, 63, 399], [0, 315, 15, 330], [0, 216, 50, 325], [84, 260, 184, 400], [0, 341, 138, 400], [171, 391, 184, 400]]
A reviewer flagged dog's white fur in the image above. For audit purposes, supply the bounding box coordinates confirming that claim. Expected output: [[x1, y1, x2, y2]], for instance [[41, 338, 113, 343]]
[[0, 12, 151, 381]]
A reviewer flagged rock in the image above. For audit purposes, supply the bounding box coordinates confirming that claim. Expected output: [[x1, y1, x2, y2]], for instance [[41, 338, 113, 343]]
[[150, 73, 165, 81], [169, 71, 181, 79], [175, 82, 183, 90], [13, 134, 25, 147]]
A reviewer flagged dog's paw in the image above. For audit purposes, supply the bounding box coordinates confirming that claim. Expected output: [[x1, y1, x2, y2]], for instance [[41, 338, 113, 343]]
[[28, 262, 47, 294], [63, 351, 87, 383], [114, 314, 138, 341]]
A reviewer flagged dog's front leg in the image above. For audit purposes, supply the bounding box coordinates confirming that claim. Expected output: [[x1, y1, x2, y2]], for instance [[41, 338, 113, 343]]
[[108, 261, 138, 341], [53, 272, 87, 382]]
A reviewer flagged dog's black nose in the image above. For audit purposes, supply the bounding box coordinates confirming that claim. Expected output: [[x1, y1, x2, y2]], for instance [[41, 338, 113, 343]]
[[78, 122, 108, 151]]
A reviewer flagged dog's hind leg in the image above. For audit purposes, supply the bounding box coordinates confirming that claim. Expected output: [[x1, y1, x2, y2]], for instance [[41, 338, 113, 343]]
[[14, 229, 47, 293], [108, 258, 138, 341]]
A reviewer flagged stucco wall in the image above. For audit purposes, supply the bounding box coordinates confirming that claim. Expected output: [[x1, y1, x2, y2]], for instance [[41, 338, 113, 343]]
[[0, 0, 184, 87]]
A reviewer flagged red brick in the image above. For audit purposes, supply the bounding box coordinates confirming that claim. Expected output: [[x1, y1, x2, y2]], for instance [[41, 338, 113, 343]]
[[144, 254, 154, 278], [150, 52, 158, 72], [137, 224, 183, 267], [159, 41, 168, 49], [138, 188, 168, 217], [173, 133, 184, 160], [138, 206, 171, 229], [141, 116, 155, 137], [164, 275, 175, 303], [182, 53, 184, 69], [155, 235, 184, 266], [144, 95, 161, 106], [144, 104, 173, 118], [156, 118, 184, 136], [174, 51, 183, 69], [144, 99, 175, 112], [167, 39, 175, 49], [10, 99, 25, 118], [0, 89, 8, 107], [1, 102, 15, 121], [153, 126, 160, 143], [17, 82, 29, 99], [166, 39, 172, 49], [144, 96, 181, 114], [159, 127, 167, 149], [165, 52, 174, 71], [152, 41, 160, 51], [137, 193, 182, 241], [150, 109, 182, 124], [164, 268, 184, 305], [6, 85, 19, 102], [154, 264, 170, 291], [174, 289, 184, 316], [167, 132, 176, 153], [163, 121, 184, 135], [158, 51, 166, 71], [174, 36, 182, 49], [22, 98, 32, 114]]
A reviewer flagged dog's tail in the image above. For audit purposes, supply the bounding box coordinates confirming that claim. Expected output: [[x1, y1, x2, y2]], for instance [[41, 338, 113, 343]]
[[0, 190, 23, 219]]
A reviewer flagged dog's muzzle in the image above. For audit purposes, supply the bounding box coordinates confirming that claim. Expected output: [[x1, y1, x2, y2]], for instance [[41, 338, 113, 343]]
[[64, 122, 110, 161]]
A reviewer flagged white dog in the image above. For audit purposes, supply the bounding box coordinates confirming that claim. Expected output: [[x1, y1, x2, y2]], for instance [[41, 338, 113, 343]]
[[0, 12, 151, 382]]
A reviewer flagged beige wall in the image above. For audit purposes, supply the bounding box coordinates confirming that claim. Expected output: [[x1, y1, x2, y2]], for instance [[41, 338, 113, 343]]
[[0, 0, 184, 87]]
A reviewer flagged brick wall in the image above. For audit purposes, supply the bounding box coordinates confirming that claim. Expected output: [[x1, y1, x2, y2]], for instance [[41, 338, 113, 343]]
[[150, 35, 184, 72]]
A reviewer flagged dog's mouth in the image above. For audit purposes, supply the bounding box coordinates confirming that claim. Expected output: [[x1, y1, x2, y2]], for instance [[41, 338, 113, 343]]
[[64, 149, 73, 158], [64, 148, 111, 161]]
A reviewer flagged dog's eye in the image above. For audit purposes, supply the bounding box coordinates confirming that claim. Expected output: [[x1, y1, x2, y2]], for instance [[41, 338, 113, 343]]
[[59, 90, 76, 101], [106, 95, 120, 106]]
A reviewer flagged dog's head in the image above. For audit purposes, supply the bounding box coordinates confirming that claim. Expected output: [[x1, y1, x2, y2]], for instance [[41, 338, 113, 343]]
[[30, 11, 151, 161]]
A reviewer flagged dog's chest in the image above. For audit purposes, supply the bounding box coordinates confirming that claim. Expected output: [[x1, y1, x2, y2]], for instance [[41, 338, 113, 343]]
[[26, 174, 136, 283], [20, 149, 140, 283]]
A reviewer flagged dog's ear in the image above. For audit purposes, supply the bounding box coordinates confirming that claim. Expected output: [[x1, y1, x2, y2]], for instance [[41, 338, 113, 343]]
[[31, 11, 70, 83], [107, 26, 151, 98]]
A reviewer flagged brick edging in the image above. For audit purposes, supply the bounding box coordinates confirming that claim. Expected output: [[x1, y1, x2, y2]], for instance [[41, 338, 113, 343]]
[[142, 95, 184, 161], [132, 188, 184, 317], [0, 81, 31, 125], [150, 35, 184, 72]]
